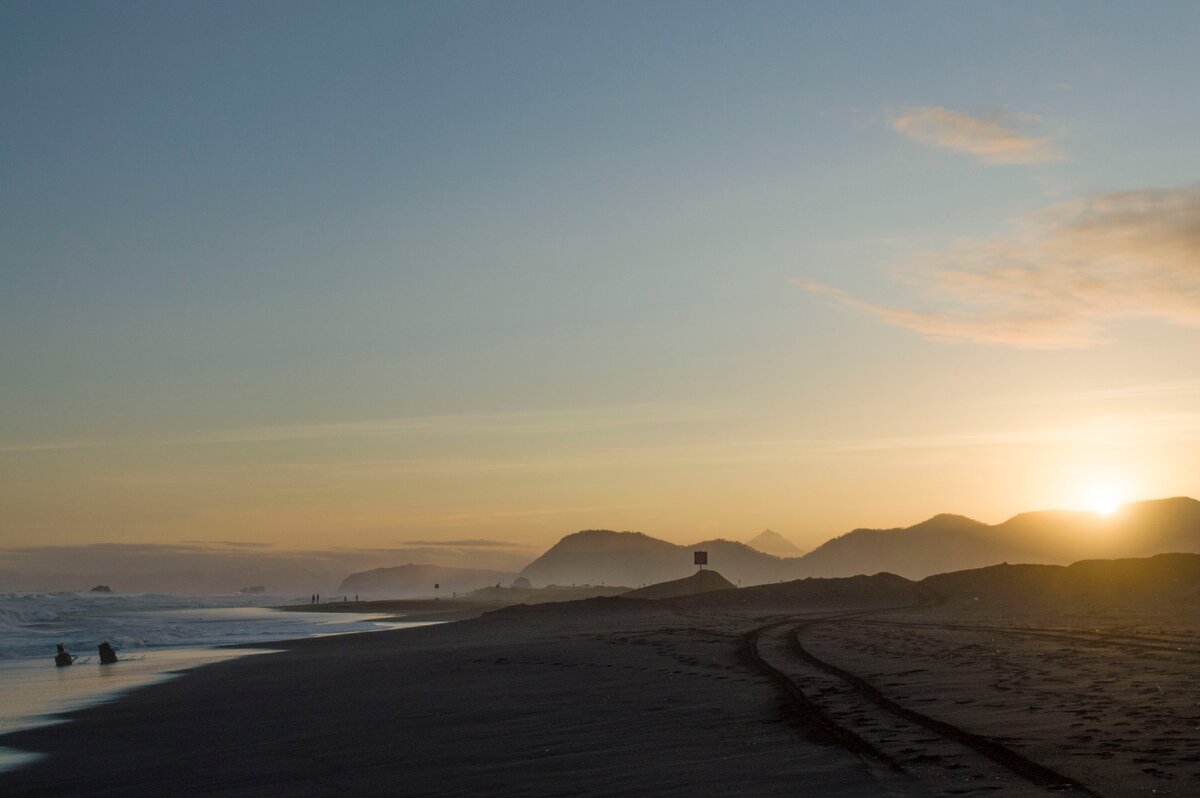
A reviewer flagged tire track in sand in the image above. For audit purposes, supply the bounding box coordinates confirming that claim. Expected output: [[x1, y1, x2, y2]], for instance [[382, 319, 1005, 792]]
[[737, 619, 899, 769], [784, 618, 1103, 796]]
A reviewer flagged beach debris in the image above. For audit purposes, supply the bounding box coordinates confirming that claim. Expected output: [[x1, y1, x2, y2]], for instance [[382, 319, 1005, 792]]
[[98, 641, 119, 664]]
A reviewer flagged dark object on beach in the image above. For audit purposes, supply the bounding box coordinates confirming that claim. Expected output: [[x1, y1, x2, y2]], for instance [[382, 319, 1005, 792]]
[[54, 644, 75, 667], [98, 642, 118, 664], [89, 585, 113, 593]]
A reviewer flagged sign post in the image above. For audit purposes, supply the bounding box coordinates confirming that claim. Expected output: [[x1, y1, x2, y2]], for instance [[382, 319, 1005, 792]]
[[694, 551, 707, 570]]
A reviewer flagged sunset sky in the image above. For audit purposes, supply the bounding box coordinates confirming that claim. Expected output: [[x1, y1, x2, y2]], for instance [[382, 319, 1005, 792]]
[[3, 2, 1199, 557]]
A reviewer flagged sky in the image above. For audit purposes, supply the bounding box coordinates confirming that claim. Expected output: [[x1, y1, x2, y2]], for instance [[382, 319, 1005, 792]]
[[3, 1, 1199, 561]]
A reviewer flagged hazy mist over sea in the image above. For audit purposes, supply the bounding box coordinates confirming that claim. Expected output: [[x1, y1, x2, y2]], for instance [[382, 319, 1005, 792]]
[[0, 541, 536, 596]]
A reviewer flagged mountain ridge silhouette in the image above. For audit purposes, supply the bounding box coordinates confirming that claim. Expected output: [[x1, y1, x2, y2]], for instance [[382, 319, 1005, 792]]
[[517, 497, 1200, 587]]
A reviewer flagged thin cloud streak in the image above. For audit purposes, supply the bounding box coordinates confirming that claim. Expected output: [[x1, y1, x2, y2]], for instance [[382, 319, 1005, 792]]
[[242, 413, 1200, 477], [198, 403, 725, 444], [799, 186, 1200, 348], [979, 379, 1200, 407], [0, 403, 727, 454], [0, 440, 100, 454], [400, 539, 521, 548], [891, 106, 1059, 164], [776, 414, 1200, 452]]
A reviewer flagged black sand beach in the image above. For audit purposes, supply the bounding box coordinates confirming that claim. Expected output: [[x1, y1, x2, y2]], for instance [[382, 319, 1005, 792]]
[[3, 568, 1199, 797]]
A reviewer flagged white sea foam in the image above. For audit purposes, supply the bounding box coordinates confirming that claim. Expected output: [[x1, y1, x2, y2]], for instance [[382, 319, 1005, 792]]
[[0, 592, 396, 660]]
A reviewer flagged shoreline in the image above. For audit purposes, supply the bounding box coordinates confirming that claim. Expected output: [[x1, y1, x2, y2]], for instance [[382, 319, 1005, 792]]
[[2, 581, 1198, 796], [0, 645, 280, 774], [273, 597, 496, 624], [0, 605, 444, 775]]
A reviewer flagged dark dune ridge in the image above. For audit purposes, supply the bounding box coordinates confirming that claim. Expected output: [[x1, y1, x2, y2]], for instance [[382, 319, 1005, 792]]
[[621, 568, 734, 599], [3, 553, 1199, 797], [336, 563, 520, 599]]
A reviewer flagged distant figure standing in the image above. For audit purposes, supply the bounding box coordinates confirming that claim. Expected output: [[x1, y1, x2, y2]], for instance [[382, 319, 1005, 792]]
[[316, 593, 320, 604], [54, 643, 75, 667], [98, 641, 118, 664], [311, 594, 315, 605]]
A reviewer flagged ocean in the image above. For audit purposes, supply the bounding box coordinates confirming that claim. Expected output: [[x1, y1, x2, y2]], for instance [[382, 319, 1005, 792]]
[[0, 591, 434, 771]]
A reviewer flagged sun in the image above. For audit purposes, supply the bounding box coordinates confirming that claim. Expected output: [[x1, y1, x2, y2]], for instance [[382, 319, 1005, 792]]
[[1082, 483, 1124, 516]]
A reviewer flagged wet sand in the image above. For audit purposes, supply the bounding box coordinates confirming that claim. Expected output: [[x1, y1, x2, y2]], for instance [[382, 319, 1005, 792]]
[[276, 597, 497, 624], [2, 582, 1196, 796]]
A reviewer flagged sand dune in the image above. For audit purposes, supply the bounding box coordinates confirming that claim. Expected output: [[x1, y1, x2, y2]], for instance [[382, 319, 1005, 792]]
[[621, 568, 734, 599]]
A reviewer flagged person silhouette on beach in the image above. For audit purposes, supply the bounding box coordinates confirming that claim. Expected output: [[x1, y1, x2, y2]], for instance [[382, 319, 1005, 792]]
[[54, 643, 75, 667], [98, 641, 118, 664]]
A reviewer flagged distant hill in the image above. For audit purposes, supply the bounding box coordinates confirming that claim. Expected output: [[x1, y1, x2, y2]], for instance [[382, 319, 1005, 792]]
[[793, 513, 995, 578], [796, 497, 1200, 579], [338, 564, 518, 598], [518, 531, 682, 588], [622, 569, 735, 600], [680, 571, 923, 613], [690, 539, 792, 584], [518, 531, 788, 588], [992, 497, 1200, 561], [921, 552, 1200, 602], [518, 497, 1200, 587], [746, 529, 803, 557]]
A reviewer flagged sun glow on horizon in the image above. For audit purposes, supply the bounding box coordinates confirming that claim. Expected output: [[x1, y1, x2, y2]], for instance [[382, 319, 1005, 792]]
[[1081, 482, 1126, 516]]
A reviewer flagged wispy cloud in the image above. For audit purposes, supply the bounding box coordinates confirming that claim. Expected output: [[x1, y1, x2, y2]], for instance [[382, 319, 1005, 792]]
[[891, 106, 1059, 164], [785, 413, 1200, 451], [0, 403, 726, 455], [399, 539, 520, 548], [194, 403, 722, 445], [979, 379, 1200, 407], [0, 440, 98, 453], [799, 186, 1200, 348]]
